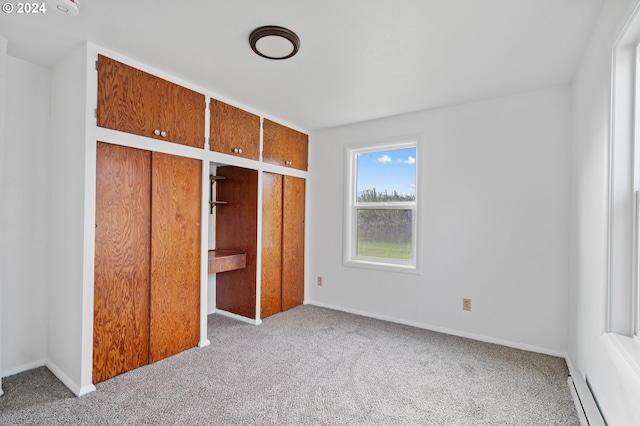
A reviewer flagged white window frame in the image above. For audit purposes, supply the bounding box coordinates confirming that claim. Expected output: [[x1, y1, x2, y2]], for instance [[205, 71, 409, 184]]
[[607, 5, 640, 375], [634, 43, 640, 341], [343, 135, 421, 274]]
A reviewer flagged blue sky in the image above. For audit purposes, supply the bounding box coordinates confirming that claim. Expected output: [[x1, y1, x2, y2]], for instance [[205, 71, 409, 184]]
[[356, 147, 416, 197]]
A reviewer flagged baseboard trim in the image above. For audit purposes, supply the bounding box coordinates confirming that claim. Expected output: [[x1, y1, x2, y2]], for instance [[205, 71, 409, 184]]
[[565, 357, 606, 426], [1, 359, 46, 378], [45, 360, 95, 397], [567, 376, 590, 426], [215, 309, 262, 325], [307, 300, 567, 358]]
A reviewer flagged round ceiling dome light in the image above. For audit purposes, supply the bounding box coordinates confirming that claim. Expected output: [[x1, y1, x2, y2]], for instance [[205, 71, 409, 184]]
[[249, 26, 300, 60]]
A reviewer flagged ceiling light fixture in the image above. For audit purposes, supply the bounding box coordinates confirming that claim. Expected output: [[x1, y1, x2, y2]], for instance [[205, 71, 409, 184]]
[[249, 26, 300, 60]]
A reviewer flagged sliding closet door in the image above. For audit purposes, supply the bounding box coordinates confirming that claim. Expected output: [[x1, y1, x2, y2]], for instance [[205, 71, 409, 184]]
[[282, 175, 305, 311], [261, 172, 283, 318], [93, 142, 151, 383], [149, 152, 201, 363]]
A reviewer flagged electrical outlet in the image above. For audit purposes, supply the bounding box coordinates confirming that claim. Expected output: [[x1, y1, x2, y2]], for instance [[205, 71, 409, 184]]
[[317, 276, 323, 286], [463, 298, 471, 311]]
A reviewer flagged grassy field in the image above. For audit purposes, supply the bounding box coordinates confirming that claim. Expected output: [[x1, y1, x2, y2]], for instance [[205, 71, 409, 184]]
[[357, 240, 412, 259]]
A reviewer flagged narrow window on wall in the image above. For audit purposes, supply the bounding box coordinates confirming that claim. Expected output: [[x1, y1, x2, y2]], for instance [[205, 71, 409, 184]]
[[635, 42, 640, 339], [344, 137, 419, 273], [609, 9, 640, 343]]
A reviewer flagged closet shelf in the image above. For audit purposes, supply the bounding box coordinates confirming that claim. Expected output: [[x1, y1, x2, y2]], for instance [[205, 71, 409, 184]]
[[208, 249, 246, 274]]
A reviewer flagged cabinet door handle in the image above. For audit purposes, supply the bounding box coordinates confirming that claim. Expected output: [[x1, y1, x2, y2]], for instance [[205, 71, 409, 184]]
[[160, 131, 167, 138], [285, 160, 292, 166], [154, 129, 161, 136], [233, 148, 243, 154]]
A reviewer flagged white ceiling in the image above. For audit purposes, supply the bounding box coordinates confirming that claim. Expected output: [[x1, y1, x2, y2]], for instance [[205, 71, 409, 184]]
[[0, 0, 603, 130]]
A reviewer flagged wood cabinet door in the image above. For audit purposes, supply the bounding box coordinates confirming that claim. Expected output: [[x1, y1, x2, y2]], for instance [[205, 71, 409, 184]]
[[155, 76, 206, 148], [97, 55, 156, 140], [261, 172, 283, 318], [149, 152, 201, 363], [215, 166, 258, 319], [282, 176, 306, 311], [210, 98, 260, 160], [93, 142, 151, 384], [263, 119, 309, 171], [97, 55, 205, 148]]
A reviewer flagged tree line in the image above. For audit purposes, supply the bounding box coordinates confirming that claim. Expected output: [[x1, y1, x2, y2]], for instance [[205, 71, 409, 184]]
[[357, 188, 414, 244], [357, 188, 415, 203]]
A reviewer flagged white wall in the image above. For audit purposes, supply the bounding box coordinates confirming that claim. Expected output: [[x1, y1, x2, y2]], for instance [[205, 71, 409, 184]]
[[0, 42, 96, 397], [0, 35, 7, 396], [307, 85, 571, 355], [1, 56, 50, 376], [46, 43, 93, 396], [569, 0, 640, 424]]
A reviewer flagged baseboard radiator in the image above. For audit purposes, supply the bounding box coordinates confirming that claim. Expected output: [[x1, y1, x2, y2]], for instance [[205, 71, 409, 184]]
[[568, 373, 606, 426]]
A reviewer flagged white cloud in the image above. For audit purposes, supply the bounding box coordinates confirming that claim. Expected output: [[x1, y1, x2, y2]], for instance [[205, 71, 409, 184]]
[[404, 156, 416, 164], [376, 154, 392, 163]]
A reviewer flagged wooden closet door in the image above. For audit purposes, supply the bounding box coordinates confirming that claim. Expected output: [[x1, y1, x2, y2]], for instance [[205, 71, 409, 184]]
[[97, 55, 158, 140], [261, 172, 283, 318], [149, 152, 201, 363], [263, 119, 309, 171], [282, 176, 306, 311], [97, 55, 205, 148], [154, 77, 206, 148], [93, 142, 151, 384], [209, 98, 260, 160]]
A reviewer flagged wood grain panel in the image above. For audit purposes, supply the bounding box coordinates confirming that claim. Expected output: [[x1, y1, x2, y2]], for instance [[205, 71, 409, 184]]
[[149, 152, 201, 363], [156, 77, 206, 148], [97, 55, 205, 148], [215, 166, 258, 319], [282, 176, 306, 311], [210, 98, 260, 160], [97, 55, 154, 139], [93, 142, 151, 384], [263, 119, 309, 171], [260, 172, 283, 319]]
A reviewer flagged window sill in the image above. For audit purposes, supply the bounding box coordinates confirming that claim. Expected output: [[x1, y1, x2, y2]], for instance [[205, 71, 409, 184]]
[[343, 258, 421, 275], [604, 333, 640, 377], [597, 334, 640, 426]]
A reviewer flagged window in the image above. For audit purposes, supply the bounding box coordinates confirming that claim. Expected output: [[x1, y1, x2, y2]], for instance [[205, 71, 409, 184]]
[[607, 5, 640, 372], [343, 137, 419, 273], [610, 14, 640, 339]]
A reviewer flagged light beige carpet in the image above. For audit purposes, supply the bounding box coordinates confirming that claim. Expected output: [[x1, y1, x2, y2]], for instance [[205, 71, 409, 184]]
[[0, 305, 579, 425]]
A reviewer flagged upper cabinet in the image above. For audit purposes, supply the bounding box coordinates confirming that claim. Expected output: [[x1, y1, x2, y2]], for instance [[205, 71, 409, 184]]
[[263, 119, 308, 171], [96, 55, 206, 149], [209, 98, 260, 160]]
